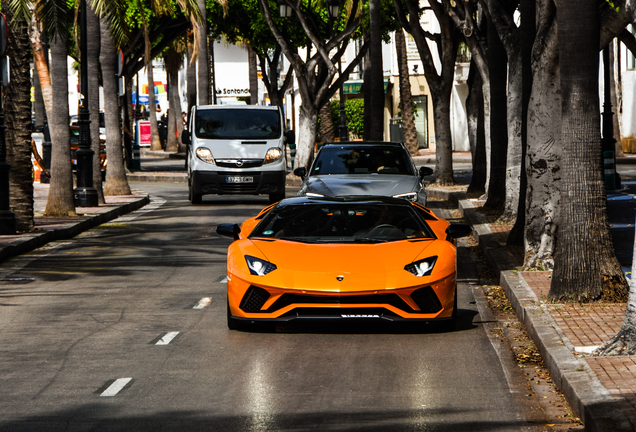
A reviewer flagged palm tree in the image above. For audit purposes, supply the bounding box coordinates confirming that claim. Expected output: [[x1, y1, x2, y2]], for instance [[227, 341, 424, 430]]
[[100, 15, 131, 196], [394, 29, 418, 155], [162, 43, 184, 152], [87, 3, 104, 203], [3, 0, 34, 232], [45, 31, 76, 216], [197, 0, 209, 105], [364, 0, 384, 141]]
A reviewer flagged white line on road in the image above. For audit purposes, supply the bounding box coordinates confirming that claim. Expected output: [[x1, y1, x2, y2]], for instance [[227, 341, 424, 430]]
[[220, 277, 227, 284], [156, 331, 180, 345], [100, 378, 133, 397], [193, 297, 211, 309]]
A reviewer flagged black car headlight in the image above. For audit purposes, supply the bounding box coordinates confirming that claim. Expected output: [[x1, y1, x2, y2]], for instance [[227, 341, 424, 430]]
[[245, 255, 277, 276], [405, 256, 437, 277], [392, 192, 418, 202]]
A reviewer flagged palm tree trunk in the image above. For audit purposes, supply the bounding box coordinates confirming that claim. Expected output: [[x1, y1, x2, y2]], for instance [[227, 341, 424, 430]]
[[100, 16, 131, 196], [166, 68, 180, 152], [187, 40, 197, 119], [248, 45, 258, 105], [395, 29, 418, 154], [466, 61, 486, 195], [45, 35, 76, 216], [319, 101, 335, 143], [4, 0, 33, 232], [197, 0, 209, 105], [549, 0, 628, 302], [30, 19, 53, 118], [364, 0, 384, 141], [87, 4, 104, 203]]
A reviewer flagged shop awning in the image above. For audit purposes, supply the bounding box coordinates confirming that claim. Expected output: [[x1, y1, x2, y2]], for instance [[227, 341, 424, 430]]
[[343, 78, 390, 95]]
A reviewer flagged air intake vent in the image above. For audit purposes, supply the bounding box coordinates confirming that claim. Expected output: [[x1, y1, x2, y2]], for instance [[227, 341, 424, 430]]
[[239, 286, 270, 313], [410, 287, 443, 313]]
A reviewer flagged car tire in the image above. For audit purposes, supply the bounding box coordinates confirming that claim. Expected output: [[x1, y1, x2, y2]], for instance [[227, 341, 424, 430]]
[[269, 192, 285, 204], [189, 181, 202, 204], [227, 303, 244, 331]]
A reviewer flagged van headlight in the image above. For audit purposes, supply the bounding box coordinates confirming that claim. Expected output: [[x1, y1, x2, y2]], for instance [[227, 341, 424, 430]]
[[264, 148, 283, 164], [196, 147, 215, 164]]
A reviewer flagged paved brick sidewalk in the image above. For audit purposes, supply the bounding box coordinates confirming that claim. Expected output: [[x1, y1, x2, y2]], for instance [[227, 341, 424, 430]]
[[427, 184, 636, 431]]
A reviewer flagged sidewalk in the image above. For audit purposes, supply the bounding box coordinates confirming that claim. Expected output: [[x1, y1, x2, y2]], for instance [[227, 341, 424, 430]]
[[426, 184, 636, 431], [0, 184, 149, 265]]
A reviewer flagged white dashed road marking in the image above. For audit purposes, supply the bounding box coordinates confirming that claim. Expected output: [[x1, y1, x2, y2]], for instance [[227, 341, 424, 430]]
[[100, 378, 133, 397], [193, 297, 211, 309], [220, 277, 227, 284], [156, 331, 180, 345]]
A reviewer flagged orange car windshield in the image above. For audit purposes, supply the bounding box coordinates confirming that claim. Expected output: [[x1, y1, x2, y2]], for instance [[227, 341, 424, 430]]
[[250, 203, 435, 243]]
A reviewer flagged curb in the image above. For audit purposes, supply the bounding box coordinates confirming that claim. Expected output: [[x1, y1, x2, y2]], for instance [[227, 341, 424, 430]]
[[428, 185, 635, 431], [0, 194, 150, 265], [127, 173, 187, 183]]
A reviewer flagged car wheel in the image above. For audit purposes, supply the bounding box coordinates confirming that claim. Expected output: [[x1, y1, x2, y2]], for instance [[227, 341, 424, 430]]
[[227, 303, 244, 331], [189, 181, 202, 204], [269, 192, 285, 204]]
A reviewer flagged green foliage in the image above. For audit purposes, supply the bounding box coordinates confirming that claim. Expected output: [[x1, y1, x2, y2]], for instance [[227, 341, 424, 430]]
[[321, 98, 364, 139], [357, 0, 401, 42]]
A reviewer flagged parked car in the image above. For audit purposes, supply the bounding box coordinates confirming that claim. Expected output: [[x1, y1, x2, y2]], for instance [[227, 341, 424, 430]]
[[294, 141, 433, 205], [217, 196, 471, 330]]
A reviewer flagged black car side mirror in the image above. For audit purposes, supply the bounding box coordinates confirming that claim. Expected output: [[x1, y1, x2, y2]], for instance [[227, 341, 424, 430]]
[[181, 130, 191, 145], [293, 167, 306, 179], [217, 223, 241, 241], [419, 166, 434, 178], [446, 223, 472, 239]]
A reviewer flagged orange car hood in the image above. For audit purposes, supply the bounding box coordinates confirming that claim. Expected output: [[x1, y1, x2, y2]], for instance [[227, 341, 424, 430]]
[[245, 239, 445, 292]]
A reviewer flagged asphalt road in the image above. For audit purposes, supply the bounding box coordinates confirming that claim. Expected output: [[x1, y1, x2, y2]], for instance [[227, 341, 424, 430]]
[[0, 182, 549, 431]]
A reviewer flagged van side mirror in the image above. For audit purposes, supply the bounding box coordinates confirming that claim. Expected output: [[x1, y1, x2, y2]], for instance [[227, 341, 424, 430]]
[[293, 167, 306, 179], [181, 130, 191, 145], [217, 223, 241, 241], [419, 166, 434, 178], [285, 130, 295, 145]]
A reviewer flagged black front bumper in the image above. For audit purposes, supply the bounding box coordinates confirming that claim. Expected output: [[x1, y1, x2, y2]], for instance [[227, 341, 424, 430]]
[[191, 170, 286, 195]]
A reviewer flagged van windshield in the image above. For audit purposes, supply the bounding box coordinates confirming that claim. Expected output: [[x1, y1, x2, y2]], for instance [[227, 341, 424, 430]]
[[194, 109, 281, 140]]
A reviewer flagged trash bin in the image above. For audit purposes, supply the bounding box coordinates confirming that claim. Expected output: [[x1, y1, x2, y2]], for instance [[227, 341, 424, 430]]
[[390, 118, 404, 143]]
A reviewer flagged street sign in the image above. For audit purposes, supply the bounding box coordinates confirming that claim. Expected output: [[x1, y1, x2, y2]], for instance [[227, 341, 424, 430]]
[[0, 14, 8, 57], [117, 49, 124, 77]]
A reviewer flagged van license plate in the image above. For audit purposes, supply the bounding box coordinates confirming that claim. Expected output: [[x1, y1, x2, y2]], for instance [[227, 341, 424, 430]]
[[226, 176, 253, 183]]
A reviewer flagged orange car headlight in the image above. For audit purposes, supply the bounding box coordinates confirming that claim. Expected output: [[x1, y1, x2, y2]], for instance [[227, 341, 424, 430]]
[[405, 256, 437, 277], [245, 255, 277, 276]]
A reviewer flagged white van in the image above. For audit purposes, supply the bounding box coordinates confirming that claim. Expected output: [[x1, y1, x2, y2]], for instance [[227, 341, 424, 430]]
[[182, 105, 290, 204]]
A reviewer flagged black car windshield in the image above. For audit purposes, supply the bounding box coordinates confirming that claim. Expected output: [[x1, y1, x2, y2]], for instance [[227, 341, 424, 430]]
[[195, 109, 281, 140], [251, 203, 435, 243], [311, 146, 414, 176]]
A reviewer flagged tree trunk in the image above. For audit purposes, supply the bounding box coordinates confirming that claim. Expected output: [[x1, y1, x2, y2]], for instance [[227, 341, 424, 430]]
[[4, 1, 33, 232], [87, 4, 104, 204], [197, 0, 209, 106], [609, 42, 623, 157], [499, 48, 522, 223], [30, 19, 53, 118], [466, 61, 486, 195], [166, 68, 180, 152], [364, 0, 384, 141], [507, 0, 535, 247], [248, 45, 258, 105], [432, 89, 455, 185], [187, 40, 197, 118], [296, 106, 318, 169], [549, 0, 628, 302], [395, 29, 418, 154], [484, 19, 508, 211], [45, 35, 76, 216], [33, 62, 45, 130], [100, 17, 131, 196], [147, 62, 162, 151], [319, 101, 335, 143], [523, 1, 560, 270]]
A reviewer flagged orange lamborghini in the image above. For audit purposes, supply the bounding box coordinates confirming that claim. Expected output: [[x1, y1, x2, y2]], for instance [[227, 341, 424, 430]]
[[217, 196, 472, 330]]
